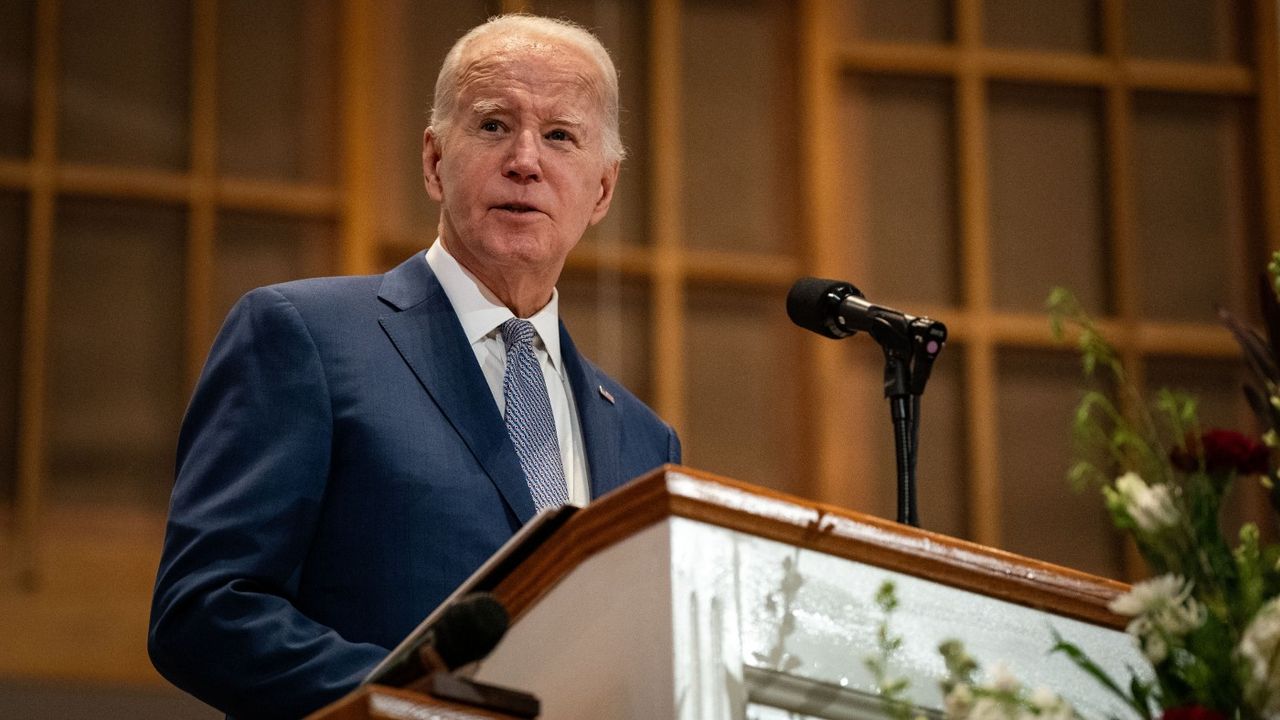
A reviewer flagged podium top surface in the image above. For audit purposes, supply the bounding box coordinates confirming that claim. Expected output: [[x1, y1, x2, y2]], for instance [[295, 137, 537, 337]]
[[493, 465, 1128, 630]]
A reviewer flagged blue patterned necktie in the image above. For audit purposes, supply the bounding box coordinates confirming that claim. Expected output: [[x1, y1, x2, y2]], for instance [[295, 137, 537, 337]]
[[500, 318, 568, 511]]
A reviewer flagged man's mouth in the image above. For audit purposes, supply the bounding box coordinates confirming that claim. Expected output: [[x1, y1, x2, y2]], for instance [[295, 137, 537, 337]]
[[495, 203, 539, 214]]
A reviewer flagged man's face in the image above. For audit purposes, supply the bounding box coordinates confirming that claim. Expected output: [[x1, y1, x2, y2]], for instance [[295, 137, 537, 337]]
[[423, 38, 618, 304]]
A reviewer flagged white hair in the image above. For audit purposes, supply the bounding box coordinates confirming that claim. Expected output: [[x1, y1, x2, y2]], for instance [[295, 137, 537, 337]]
[[430, 14, 625, 163]]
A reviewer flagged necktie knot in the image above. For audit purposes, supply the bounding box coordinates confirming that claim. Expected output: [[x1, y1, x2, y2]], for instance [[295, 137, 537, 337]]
[[501, 317, 536, 350]]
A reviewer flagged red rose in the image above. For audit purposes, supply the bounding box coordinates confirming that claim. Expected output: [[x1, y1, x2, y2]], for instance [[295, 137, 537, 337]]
[[1161, 706, 1226, 720], [1170, 429, 1270, 475]]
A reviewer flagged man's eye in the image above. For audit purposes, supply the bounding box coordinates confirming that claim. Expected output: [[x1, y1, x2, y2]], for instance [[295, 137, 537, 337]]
[[545, 129, 571, 142], [480, 120, 502, 132]]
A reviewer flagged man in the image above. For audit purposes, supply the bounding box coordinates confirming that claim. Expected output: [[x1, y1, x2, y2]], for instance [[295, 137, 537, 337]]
[[148, 15, 679, 719]]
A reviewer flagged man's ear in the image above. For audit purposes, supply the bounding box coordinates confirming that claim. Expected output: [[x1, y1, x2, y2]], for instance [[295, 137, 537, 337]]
[[588, 160, 620, 226], [423, 128, 444, 201]]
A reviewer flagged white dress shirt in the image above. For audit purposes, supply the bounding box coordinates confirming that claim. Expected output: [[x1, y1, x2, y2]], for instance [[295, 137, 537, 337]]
[[424, 239, 590, 507]]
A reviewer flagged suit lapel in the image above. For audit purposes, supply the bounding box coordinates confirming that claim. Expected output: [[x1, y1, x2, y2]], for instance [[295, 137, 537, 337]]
[[377, 255, 537, 524], [560, 323, 621, 499]]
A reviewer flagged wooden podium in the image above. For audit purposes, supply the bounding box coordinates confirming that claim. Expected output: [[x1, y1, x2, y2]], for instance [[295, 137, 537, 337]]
[[317, 465, 1146, 719]]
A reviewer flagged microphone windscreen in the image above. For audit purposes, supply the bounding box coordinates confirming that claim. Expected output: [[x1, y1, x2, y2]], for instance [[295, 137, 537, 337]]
[[786, 276, 861, 339], [432, 593, 510, 670]]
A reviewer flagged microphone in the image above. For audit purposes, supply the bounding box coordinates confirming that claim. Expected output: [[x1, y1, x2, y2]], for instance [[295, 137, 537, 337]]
[[786, 276, 944, 349], [786, 276, 865, 339], [786, 276, 946, 394], [378, 593, 510, 687]]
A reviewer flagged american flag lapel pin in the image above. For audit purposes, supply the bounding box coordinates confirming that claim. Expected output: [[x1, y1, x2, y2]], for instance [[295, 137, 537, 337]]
[[598, 385, 615, 404]]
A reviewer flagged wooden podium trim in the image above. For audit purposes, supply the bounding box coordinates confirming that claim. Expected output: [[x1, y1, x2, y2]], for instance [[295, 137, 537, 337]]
[[493, 465, 1128, 630]]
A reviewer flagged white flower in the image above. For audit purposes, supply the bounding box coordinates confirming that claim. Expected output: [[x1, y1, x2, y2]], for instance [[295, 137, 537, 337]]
[[1108, 574, 1189, 617], [989, 662, 1020, 692], [967, 697, 1009, 720], [1139, 630, 1169, 664], [1113, 472, 1179, 532], [1028, 687, 1058, 709], [1027, 688, 1078, 720], [942, 665, 1081, 720], [1108, 574, 1204, 663], [944, 684, 974, 717], [1239, 598, 1280, 718]]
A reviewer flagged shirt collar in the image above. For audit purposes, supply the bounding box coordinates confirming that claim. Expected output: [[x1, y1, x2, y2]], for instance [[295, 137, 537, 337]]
[[424, 239, 563, 369]]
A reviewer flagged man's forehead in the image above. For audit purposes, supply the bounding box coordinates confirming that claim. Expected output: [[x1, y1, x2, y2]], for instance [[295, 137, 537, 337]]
[[457, 35, 601, 94], [480, 32, 571, 58], [456, 46, 602, 118]]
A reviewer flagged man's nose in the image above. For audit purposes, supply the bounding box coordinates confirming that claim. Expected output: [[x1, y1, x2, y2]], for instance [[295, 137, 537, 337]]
[[503, 130, 541, 182]]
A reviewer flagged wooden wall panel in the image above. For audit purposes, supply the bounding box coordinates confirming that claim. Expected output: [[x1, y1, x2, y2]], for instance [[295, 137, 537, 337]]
[[0, 195, 25, 506], [218, 0, 339, 183], [988, 84, 1107, 314], [57, 0, 192, 170], [0, 0, 35, 159]]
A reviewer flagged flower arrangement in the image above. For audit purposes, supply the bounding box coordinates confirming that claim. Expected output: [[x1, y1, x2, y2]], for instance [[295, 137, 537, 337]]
[[872, 254, 1280, 719], [1041, 253, 1280, 720]]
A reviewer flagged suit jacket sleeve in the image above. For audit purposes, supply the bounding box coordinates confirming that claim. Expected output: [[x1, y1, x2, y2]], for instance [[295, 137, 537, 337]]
[[149, 287, 386, 719]]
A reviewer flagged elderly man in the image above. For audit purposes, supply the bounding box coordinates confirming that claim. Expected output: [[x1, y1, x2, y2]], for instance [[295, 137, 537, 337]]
[[148, 15, 679, 719]]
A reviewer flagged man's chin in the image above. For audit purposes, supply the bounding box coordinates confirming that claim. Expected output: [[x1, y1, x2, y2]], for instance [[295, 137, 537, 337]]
[[477, 233, 571, 269]]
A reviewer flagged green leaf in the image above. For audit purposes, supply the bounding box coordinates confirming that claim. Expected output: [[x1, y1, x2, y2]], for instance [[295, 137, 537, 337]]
[[874, 580, 898, 613], [1127, 674, 1153, 717], [1155, 388, 1199, 438], [1069, 460, 1106, 491], [1235, 523, 1265, 622], [1050, 629, 1151, 720]]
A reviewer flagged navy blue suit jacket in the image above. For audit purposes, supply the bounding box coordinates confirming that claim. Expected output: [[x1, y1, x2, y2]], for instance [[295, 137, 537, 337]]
[[148, 253, 680, 718]]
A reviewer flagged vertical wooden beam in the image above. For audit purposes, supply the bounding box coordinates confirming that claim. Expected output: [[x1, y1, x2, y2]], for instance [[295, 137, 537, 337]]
[[1102, 0, 1149, 580], [1243, 0, 1280, 540], [1102, 0, 1140, 356], [14, 0, 60, 590], [1258, 0, 1280, 256], [954, 0, 1002, 546], [340, 0, 377, 276], [186, 0, 218, 389], [648, 0, 686, 434], [798, 0, 855, 503]]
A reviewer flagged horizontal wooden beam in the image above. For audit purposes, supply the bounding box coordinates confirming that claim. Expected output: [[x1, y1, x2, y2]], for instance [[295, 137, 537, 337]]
[[0, 159, 31, 190], [218, 178, 340, 216], [0, 163, 340, 216], [839, 41, 1255, 94], [923, 308, 1241, 357]]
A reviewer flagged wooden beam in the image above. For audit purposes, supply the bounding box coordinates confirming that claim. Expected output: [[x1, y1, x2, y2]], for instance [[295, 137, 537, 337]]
[[1101, 0, 1148, 582], [218, 179, 341, 215], [1258, 0, 1280, 256], [798, 0, 853, 505], [185, 0, 218, 390], [57, 165, 190, 203], [955, 0, 1002, 547], [40, 164, 341, 215], [647, 0, 686, 434], [15, 0, 61, 591], [563, 246, 801, 289], [838, 41, 1255, 95], [339, 0, 376, 277], [0, 159, 31, 190]]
